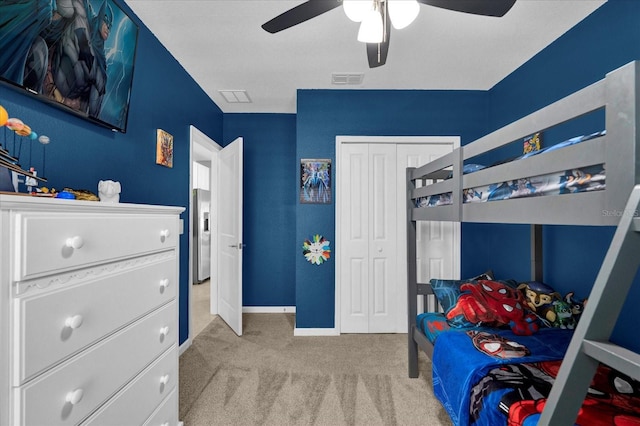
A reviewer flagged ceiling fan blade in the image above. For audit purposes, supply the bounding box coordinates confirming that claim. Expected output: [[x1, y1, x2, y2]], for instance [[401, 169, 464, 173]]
[[417, 0, 516, 17], [367, 33, 390, 68], [367, 4, 391, 68], [262, 0, 342, 33]]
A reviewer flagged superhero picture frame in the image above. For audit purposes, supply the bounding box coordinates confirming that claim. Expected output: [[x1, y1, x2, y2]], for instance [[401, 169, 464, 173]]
[[0, 0, 139, 133]]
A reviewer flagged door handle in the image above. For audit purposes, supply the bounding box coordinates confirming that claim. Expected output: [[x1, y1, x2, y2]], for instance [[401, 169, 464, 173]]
[[229, 243, 246, 249]]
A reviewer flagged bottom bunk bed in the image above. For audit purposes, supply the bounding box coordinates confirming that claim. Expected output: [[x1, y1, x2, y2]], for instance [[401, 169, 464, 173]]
[[408, 277, 640, 426]]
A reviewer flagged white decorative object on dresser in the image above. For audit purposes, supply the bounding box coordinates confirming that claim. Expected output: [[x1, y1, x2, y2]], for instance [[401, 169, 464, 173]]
[[0, 195, 184, 426]]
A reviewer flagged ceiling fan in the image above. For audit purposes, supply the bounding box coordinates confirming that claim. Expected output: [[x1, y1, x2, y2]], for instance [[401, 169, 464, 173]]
[[262, 0, 516, 68]]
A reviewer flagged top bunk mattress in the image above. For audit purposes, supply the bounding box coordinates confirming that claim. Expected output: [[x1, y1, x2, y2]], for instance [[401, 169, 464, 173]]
[[415, 131, 607, 208]]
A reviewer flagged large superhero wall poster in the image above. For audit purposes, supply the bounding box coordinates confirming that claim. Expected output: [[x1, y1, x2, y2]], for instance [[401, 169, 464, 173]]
[[0, 0, 139, 132]]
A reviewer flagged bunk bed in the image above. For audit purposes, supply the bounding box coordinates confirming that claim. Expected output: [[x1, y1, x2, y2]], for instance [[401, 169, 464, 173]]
[[406, 60, 640, 426]]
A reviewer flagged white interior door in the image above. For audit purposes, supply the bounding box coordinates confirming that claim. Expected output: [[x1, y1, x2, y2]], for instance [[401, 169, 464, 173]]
[[368, 144, 397, 333], [339, 144, 368, 333], [338, 137, 460, 334], [217, 137, 243, 336], [340, 143, 397, 333], [396, 144, 459, 320]]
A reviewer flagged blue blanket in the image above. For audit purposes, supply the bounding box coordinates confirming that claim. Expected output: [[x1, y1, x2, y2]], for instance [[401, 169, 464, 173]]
[[432, 328, 573, 426]]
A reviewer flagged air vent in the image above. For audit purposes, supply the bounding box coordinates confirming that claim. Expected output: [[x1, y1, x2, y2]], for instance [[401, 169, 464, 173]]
[[219, 90, 252, 103], [331, 73, 364, 85]]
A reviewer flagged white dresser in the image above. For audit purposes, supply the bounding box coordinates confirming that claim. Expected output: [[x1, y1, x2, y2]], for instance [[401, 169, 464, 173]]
[[0, 195, 184, 426]]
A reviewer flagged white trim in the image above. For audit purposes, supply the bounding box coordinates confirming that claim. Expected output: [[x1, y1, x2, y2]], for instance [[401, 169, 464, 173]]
[[178, 338, 191, 356], [242, 306, 296, 313], [293, 328, 340, 336], [189, 126, 221, 344], [336, 135, 460, 147], [335, 135, 462, 335]]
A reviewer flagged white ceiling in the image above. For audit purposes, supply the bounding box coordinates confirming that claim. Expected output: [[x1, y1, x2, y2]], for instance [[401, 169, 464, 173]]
[[124, 0, 606, 114]]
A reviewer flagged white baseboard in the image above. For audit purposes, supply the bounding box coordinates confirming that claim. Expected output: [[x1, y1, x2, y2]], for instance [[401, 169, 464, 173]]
[[294, 327, 340, 336], [242, 306, 296, 313], [178, 338, 191, 356]]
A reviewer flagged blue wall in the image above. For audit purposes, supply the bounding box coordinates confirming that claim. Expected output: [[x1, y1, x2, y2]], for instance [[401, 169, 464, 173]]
[[223, 114, 297, 307], [3, 0, 639, 353], [295, 90, 490, 328], [0, 3, 223, 346], [472, 0, 640, 352], [293, 1, 640, 354]]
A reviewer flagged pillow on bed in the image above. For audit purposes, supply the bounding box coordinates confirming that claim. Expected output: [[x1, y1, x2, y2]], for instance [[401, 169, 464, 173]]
[[444, 279, 539, 335], [431, 275, 528, 330], [446, 163, 486, 179], [430, 270, 495, 328], [430, 278, 481, 328]]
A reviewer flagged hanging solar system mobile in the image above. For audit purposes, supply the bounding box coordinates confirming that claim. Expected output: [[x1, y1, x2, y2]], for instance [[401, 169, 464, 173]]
[[303, 234, 331, 265], [0, 104, 50, 191]]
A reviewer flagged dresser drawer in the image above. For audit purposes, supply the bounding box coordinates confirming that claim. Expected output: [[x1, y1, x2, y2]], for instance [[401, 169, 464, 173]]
[[82, 347, 177, 426], [143, 389, 178, 426], [14, 302, 177, 426], [14, 212, 178, 280], [15, 258, 177, 384]]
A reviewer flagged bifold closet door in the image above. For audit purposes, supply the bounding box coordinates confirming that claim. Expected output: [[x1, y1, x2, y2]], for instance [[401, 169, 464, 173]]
[[340, 143, 397, 333], [397, 144, 457, 316]]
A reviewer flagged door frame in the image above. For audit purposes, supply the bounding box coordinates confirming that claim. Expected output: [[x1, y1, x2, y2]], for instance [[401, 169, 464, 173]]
[[186, 125, 221, 352], [335, 135, 461, 334]]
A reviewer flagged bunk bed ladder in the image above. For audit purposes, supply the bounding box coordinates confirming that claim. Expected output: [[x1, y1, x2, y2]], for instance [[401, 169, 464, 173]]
[[538, 185, 640, 425]]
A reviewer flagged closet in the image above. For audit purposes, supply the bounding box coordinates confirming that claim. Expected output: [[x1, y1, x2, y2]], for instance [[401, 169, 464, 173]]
[[338, 138, 459, 333]]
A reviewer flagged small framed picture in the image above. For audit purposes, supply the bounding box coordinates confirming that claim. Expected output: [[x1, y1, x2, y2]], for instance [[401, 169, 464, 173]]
[[523, 132, 542, 154], [156, 129, 174, 168], [300, 158, 331, 204]]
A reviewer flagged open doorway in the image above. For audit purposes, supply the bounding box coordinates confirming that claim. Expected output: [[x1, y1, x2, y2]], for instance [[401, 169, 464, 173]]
[[189, 126, 220, 342]]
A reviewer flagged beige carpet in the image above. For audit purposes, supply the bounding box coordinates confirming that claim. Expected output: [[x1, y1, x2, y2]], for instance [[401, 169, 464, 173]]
[[179, 313, 452, 426]]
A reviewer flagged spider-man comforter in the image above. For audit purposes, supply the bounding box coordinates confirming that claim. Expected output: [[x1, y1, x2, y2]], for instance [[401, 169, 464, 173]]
[[432, 328, 640, 426]]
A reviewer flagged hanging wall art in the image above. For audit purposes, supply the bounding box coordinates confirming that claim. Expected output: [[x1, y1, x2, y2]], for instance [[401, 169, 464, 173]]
[[300, 158, 331, 204], [156, 129, 173, 168], [0, 0, 139, 133], [302, 234, 331, 265]]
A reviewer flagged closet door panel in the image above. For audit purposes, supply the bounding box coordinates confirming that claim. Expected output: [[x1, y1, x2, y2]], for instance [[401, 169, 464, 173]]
[[368, 144, 396, 333], [397, 144, 455, 325], [340, 145, 369, 333]]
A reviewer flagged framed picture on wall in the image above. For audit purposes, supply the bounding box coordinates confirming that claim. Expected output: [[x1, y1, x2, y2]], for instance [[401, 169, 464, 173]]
[[0, 0, 139, 133], [300, 158, 331, 204], [156, 129, 173, 168]]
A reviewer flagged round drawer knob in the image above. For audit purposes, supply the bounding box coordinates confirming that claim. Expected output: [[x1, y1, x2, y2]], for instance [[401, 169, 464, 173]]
[[159, 279, 170, 293], [160, 229, 171, 239], [160, 374, 170, 386], [159, 374, 170, 392], [159, 326, 169, 342], [65, 388, 84, 405], [65, 236, 84, 249], [64, 315, 84, 329]]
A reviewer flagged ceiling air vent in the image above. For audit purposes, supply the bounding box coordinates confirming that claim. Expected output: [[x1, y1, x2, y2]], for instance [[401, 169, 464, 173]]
[[219, 90, 252, 103], [331, 73, 364, 85]]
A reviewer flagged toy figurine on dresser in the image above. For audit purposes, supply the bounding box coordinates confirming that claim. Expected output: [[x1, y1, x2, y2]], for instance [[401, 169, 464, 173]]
[[98, 179, 121, 202]]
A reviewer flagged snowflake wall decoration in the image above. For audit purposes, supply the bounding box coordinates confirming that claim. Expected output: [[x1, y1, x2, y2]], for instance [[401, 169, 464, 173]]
[[303, 234, 331, 265]]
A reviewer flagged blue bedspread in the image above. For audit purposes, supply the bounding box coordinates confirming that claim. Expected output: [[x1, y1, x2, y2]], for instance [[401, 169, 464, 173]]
[[432, 328, 573, 426]]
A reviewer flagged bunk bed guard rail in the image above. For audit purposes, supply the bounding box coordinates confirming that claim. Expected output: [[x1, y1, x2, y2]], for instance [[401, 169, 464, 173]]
[[407, 60, 640, 227]]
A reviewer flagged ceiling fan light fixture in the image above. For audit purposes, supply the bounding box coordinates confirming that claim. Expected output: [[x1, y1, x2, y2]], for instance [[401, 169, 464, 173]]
[[388, 0, 420, 30], [357, 9, 383, 43], [343, 0, 373, 22]]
